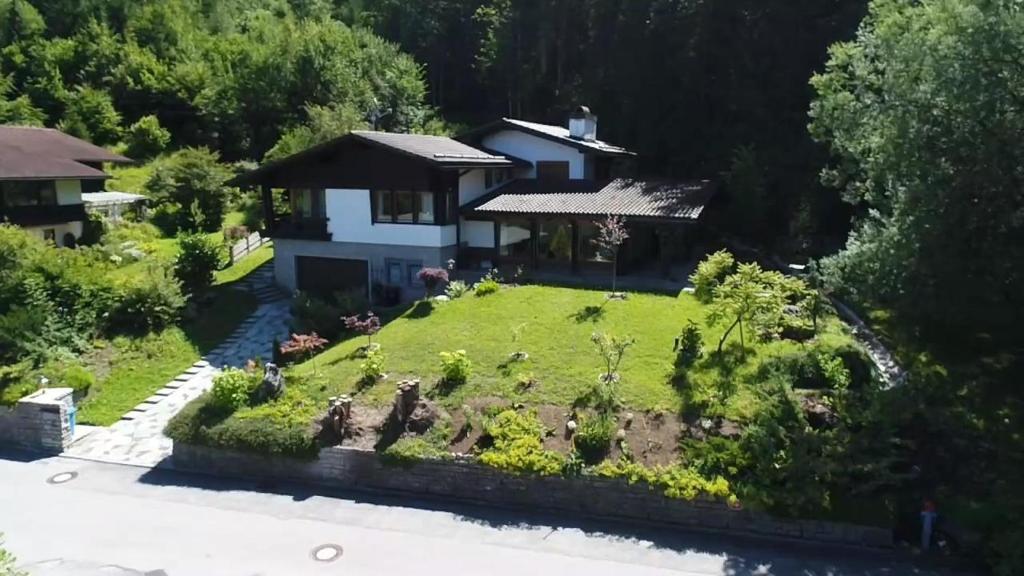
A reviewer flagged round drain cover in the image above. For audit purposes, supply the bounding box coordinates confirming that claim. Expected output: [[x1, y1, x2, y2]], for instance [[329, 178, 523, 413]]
[[47, 471, 78, 484], [310, 544, 343, 563]]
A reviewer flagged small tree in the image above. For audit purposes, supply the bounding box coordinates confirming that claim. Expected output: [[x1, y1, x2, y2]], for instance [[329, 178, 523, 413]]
[[280, 332, 328, 375], [591, 332, 635, 383], [343, 311, 381, 350], [705, 262, 788, 357], [690, 250, 737, 303], [124, 114, 170, 159], [591, 214, 629, 296], [146, 148, 231, 233], [417, 267, 448, 298], [174, 234, 222, 298]]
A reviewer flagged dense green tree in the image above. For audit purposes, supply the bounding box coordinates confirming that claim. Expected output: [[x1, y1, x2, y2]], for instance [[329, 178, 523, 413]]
[[810, 0, 1024, 331], [124, 114, 170, 159], [146, 148, 232, 233], [0, 72, 41, 124], [58, 85, 121, 144]]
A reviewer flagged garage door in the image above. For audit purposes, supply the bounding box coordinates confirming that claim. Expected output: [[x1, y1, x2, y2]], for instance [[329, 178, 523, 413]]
[[295, 256, 368, 297]]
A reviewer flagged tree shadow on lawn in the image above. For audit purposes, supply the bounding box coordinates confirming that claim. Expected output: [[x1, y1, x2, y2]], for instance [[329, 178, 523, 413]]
[[403, 300, 435, 320], [701, 341, 750, 380], [136, 465, 926, 576], [569, 302, 607, 323]]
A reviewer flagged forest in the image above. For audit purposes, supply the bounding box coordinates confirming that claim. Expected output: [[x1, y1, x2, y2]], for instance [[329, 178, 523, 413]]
[[1, 0, 1022, 573]]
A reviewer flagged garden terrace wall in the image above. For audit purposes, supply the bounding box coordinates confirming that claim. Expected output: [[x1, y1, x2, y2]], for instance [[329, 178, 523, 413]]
[[173, 443, 893, 548]]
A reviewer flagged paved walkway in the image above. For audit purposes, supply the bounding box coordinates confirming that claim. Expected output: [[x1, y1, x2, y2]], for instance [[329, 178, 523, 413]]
[[65, 264, 292, 468]]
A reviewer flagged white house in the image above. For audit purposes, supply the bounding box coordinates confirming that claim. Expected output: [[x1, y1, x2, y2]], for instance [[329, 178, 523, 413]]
[[0, 126, 131, 246], [235, 107, 715, 301]]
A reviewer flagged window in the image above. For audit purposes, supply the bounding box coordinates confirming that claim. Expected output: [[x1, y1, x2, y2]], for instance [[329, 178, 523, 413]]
[[536, 161, 569, 182], [373, 189, 439, 224], [386, 260, 403, 285], [289, 188, 325, 218], [538, 220, 572, 263], [1, 181, 57, 207], [407, 263, 423, 286], [499, 219, 532, 259], [43, 228, 56, 243], [417, 191, 434, 223], [485, 168, 509, 189]]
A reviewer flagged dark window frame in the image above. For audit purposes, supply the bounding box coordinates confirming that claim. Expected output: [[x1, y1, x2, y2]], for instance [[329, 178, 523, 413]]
[[0, 180, 58, 208], [372, 189, 440, 225]]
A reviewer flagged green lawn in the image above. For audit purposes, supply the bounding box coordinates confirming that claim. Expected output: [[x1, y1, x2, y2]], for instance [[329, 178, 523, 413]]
[[291, 285, 854, 418], [215, 244, 273, 286], [76, 287, 259, 426]]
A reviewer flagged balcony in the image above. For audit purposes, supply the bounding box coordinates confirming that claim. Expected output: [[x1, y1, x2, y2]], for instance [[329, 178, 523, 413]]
[[0, 203, 87, 227], [269, 215, 331, 241]]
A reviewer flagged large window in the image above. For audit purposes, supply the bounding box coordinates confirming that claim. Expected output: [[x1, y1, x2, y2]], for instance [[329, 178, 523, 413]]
[[374, 190, 436, 224], [289, 188, 325, 219], [1, 181, 57, 207], [579, 221, 605, 263], [537, 220, 572, 264], [499, 219, 532, 259]]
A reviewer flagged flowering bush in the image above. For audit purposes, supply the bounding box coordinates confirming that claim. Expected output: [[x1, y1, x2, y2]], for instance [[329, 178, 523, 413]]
[[417, 267, 448, 297], [445, 279, 470, 299]]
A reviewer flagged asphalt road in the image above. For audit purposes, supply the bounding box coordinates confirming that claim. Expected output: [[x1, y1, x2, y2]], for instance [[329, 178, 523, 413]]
[[0, 452, 966, 576]]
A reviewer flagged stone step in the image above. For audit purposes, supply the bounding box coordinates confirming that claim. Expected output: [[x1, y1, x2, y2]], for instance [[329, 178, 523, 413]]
[[142, 395, 164, 404], [121, 410, 147, 421], [153, 388, 175, 397]]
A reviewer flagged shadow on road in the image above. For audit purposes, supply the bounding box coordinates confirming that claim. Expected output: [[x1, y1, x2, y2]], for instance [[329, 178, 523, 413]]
[[135, 464, 971, 576]]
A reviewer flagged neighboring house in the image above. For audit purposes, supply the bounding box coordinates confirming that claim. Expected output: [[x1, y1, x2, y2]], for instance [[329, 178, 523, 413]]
[[234, 107, 716, 300], [0, 126, 131, 246]]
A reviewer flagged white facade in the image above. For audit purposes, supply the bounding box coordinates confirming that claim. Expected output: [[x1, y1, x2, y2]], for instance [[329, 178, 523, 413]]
[[325, 188, 457, 248], [23, 222, 83, 247], [481, 130, 586, 179]]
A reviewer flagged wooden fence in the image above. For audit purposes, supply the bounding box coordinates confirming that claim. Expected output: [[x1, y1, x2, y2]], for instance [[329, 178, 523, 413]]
[[228, 231, 271, 265]]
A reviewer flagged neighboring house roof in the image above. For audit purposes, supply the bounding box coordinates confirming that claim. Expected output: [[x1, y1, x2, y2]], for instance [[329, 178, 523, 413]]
[[459, 118, 636, 157], [349, 131, 519, 168], [0, 126, 131, 181], [82, 191, 147, 206], [464, 178, 716, 221]]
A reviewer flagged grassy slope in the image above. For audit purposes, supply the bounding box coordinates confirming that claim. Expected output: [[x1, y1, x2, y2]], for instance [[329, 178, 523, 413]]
[[214, 244, 273, 286], [292, 285, 853, 417], [76, 287, 259, 426]]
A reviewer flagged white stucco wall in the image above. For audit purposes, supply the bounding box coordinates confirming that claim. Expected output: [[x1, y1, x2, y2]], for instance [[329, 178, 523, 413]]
[[24, 222, 83, 247], [458, 169, 488, 205], [482, 130, 586, 179], [325, 189, 456, 247], [56, 180, 82, 205]]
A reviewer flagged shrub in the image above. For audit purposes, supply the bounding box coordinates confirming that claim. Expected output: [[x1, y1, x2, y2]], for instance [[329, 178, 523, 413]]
[[109, 267, 185, 333], [291, 291, 367, 340], [690, 249, 736, 303], [359, 346, 386, 384], [444, 279, 469, 299], [474, 278, 500, 296], [439, 349, 472, 386], [760, 343, 873, 390], [174, 234, 223, 297], [146, 148, 232, 233], [209, 368, 260, 411], [381, 418, 453, 464], [478, 409, 564, 475], [417, 267, 448, 298], [56, 364, 95, 398], [124, 114, 170, 159], [673, 320, 704, 367], [594, 459, 734, 502], [573, 414, 614, 465], [166, 387, 320, 459], [0, 532, 27, 576], [80, 212, 107, 246]]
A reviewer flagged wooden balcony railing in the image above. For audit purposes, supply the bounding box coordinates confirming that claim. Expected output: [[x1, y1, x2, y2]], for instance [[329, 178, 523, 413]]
[[269, 216, 331, 241]]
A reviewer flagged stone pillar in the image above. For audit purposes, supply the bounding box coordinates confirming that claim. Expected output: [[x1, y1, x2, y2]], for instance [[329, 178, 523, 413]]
[[0, 388, 75, 454]]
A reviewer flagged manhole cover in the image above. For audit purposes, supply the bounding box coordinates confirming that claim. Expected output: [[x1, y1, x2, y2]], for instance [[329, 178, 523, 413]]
[[46, 471, 78, 484], [310, 544, 343, 563]]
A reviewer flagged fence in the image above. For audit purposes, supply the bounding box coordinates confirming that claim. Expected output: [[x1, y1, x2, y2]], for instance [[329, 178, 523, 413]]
[[228, 231, 271, 265]]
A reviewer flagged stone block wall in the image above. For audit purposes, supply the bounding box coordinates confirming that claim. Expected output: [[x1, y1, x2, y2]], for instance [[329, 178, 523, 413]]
[[0, 387, 75, 453], [173, 443, 893, 548]]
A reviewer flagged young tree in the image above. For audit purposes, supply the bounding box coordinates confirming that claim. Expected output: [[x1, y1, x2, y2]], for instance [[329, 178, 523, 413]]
[[416, 267, 448, 299], [590, 331, 635, 384], [343, 311, 381, 350], [280, 332, 329, 376], [705, 262, 788, 357], [173, 234, 222, 298], [124, 114, 170, 159], [591, 214, 629, 296]]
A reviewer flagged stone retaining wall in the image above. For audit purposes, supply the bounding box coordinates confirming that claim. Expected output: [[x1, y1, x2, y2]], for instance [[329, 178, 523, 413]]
[[0, 388, 74, 453], [173, 443, 893, 548]]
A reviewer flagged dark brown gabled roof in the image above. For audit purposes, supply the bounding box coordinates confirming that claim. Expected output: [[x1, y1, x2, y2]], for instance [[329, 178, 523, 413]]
[[458, 118, 636, 157], [233, 130, 520, 186], [0, 126, 131, 181], [463, 178, 716, 221]]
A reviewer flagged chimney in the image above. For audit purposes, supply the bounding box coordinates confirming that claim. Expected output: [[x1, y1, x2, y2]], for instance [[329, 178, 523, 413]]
[[568, 105, 597, 141]]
